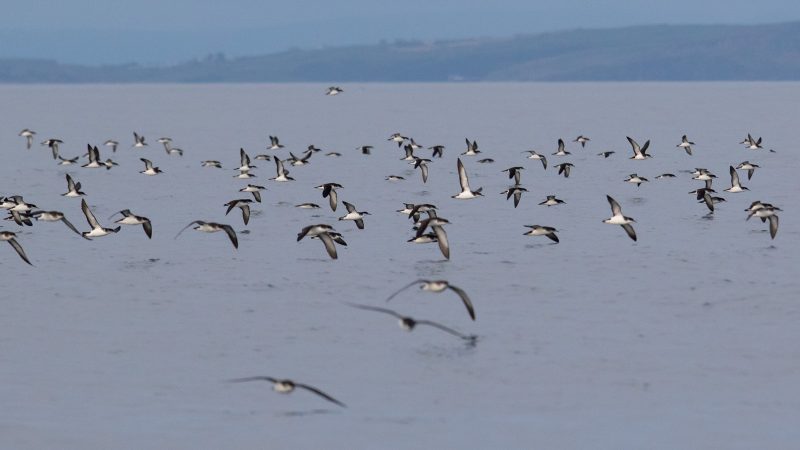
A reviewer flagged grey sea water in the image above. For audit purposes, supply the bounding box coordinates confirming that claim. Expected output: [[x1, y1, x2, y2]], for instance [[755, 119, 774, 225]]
[[1, 83, 798, 449]]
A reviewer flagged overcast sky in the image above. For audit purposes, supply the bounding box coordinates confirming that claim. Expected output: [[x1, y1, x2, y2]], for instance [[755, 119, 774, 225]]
[[2, 0, 798, 64]]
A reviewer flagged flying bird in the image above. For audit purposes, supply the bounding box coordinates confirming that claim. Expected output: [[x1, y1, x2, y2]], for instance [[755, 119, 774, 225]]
[[80, 199, 121, 238], [109, 209, 153, 238], [603, 195, 637, 241], [347, 303, 477, 342], [452, 158, 483, 199], [523, 225, 559, 243], [339, 201, 370, 229], [626, 136, 652, 160], [387, 279, 475, 321], [175, 221, 238, 249], [229, 376, 345, 407]]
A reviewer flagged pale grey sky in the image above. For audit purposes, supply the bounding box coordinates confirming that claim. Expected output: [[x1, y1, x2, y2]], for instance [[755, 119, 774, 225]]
[[1, 0, 798, 64]]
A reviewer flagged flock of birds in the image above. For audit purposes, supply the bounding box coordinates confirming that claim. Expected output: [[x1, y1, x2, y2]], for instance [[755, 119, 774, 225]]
[[4, 88, 783, 407]]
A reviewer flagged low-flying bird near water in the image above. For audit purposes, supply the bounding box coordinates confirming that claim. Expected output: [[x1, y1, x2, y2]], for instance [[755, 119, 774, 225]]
[[133, 132, 147, 148], [41, 138, 63, 160], [627, 136, 652, 160], [62, 174, 86, 197], [677, 135, 695, 155], [270, 157, 294, 182], [80, 199, 120, 238], [316, 183, 343, 211], [523, 150, 547, 170], [603, 195, 637, 241], [339, 201, 370, 229], [462, 138, 480, 156], [452, 158, 483, 199], [574, 135, 590, 148], [413, 217, 450, 260], [387, 279, 476, 321], [297, 224, 344, 259], [347, 303, 477, 342], [175, 221, 238, 249], [224, 199, 252, 225], [552, 138, 570, 156], [229, 376, 345, 407], [19, 129, 36, 149], [139, 158, 163, 175], [109, 209, 153, 238], [326, 86, 344, 96], [523, 225, 559, 243]]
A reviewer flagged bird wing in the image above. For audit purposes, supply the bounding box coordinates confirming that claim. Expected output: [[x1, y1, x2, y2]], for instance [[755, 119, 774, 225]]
[[558, 138, 565, 153], [295, 383, 346, 407], [8, 238, 33, 266], [416, 319, 473, 340], [241, 205, 250, 226], [768, 215, 779, 239], [447, 285, 475, 321], [252, 190, 262, 203], [621, 223, 637, 242], [318, 232, 338, 259], [420, 163, 429, 183], [274, 157, 285, 175], [703, 191, 714, 212], [607, 195, 622, 216], [432, 225, 450, 260], [343, 201, 356, 214], [729, 165, 740, 188], [345, 302, 404, 319], [140, 158, 153, 170], [329, 189, 338, 211], [174, 220, 203, 240], [66, 174, 76, 191], [228, 376, 278, 384], [59, 216, 84, 237], [221, 224, 239, 249], [387, 280, 426, 302], [457, 158, 469, 191], [81, 199, 101, 229], [142, 220, 153, 239], [626, 136, 641, 156]]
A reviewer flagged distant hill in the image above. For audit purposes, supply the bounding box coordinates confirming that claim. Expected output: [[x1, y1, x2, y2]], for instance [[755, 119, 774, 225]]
[[2, 22, 800, 82]]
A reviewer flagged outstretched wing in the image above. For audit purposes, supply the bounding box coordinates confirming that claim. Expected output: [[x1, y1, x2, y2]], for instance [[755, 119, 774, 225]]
[[174, 220, 203, 240], [295, 383, 346, 408], [317, 232, 338, 259], [457, 158, 469, 191], [447, 285, 476, 321], [142, 220, 153, 239], [387, 280, 426, 302], [606, 195, 622, 216], [416, 319, 474, 340], [768, 215, 779, 239], [729, 165, 740, 188], [621, 223, 637, 242], [432, 225, 450, 260], [228, 376, 278, 384], [345, 302, 404, 319], [8, 238, 33, 266], [59, 217, 85, 238], [221, 224, 239, 249], [626, 136, 641, 156], [81, 199, 101, 229]]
